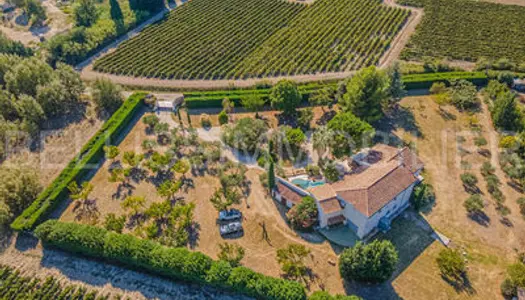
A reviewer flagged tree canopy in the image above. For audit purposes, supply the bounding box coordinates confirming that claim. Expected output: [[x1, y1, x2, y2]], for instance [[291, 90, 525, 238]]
[[339, 240, 398, 283], [340, 66, 389, 123], [270, 80, 302, 116], [327, 112, 374, 158]]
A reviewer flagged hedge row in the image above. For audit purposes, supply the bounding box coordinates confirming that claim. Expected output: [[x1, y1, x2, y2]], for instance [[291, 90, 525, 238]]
[[35, 220, 307, 300], [402, 71, 488, 89], [11, 93, 147, 231], [183, 72, 490, 108]]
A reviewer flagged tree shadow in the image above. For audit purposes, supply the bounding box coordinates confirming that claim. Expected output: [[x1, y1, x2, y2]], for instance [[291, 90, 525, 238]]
[[37, 247, 251, 300], [467, 211, 490, 227], [14, 232, 39, 252], [442, 272, 476, 295], [379, 105, 423, 139], [344, 212, 435, 299], [110, 0, 125, 34], [436, 107, 457, 121], [187, 221, 200, 249], [315, 110, 336, 126]]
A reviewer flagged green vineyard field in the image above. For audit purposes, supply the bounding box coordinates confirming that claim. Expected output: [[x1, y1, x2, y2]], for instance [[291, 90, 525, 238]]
[[0, 265, 122, 299], [399, 0, 525, 63], [93, 0, 409, 80]]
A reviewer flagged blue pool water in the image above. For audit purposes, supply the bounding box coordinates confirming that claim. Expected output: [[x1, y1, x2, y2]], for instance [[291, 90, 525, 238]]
[[291, 178, 325, 190]]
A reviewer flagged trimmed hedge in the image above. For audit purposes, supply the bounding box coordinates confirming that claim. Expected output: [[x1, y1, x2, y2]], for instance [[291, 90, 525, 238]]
[[11, 93, 147, 231], [35, 220, 307, 300], [183, 72, 491, 108], [403, 71, 488, 89]]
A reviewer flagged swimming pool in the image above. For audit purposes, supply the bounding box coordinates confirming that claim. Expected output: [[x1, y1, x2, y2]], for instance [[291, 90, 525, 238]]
[[291, 178, 325, 190]]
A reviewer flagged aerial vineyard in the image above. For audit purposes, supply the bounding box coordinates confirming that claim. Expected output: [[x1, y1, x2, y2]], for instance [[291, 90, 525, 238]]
[[93, 0, 410, 80], [0, 265, 123, 299], [399, 0, 525, 63], [234, 0, 409, 78]]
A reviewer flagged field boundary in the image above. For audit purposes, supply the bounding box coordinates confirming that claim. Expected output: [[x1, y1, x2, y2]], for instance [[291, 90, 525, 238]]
[[11, 93, 148, 231], [35, 220, 308, 300], [79, 0, 423, 89]]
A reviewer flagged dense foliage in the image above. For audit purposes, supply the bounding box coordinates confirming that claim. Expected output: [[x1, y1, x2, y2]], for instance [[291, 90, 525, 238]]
[[0, 265, 119, 299], [35, 220, 307, 300], [327, 112, 374, 158], [222, 117, 268, 153], [501, 260, 525, 298], [339, 240, 398, 283], [399, 0, 525, 63], [0, 32, 33, 57], [0, 162, 41, 229], [287, 196, 318, 230], [436, 248, 466, 285], [47, 0, 155, 66], [11, 93, 147, 231], [0, 56, 84, 160], [94, 0, 409, 79]]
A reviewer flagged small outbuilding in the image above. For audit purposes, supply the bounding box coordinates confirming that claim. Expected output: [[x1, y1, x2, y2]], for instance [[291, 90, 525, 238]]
[[513, 79, 525, 92]]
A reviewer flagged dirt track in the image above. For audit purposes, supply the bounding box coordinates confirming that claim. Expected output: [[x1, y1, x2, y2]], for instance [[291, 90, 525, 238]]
[[79, 0, 423, 89]]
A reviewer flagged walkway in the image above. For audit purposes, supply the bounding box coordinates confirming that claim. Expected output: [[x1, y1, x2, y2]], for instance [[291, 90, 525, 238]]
[[79, 0, 423, 89]]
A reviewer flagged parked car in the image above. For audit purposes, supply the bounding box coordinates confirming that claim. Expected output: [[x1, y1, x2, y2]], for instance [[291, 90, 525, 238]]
[[220, 221, 243, 236], [218, 209, 242, 221]]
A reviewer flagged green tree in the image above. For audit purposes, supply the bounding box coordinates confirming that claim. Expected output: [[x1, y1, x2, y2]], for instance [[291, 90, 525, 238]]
[[297, 108, 313, 130], [26, 0, 47, 26], [287, 196, 318, 230], [501, 262, 525, 298], [103, 145, 120, 160], [276, 244, 311, 281], [322, 162, 339, 182], [436, 248, 466, 284], [491, 90, 521, 131], [268, 160, 276, 191], [271, 126, 305, 159], [0, 163, 41, 218], [387, 61, 405, 107], [16, 94, 45, 126], [74, 0, 99, 27], [92, 78, 123, 113], [309, 291, 360, 300], [464, 194, 484, 215], [222, 117, 268, 153], [55, 63, 84, 103], [430, 82, 447, 95], [270, 80, 302, 116], [157, 180, 182, 201], [5, 57, 53, 97], [313, 125, 335, 158], [339, 240, 398, 283], [448, 79, 479, 111], [103, 213, 126, 233], [218, 110, 228, 125], [327, 112, 374, 158], [209, 187, 241, 212], [121, 196, 146, 217], [142, 114, 160, 131], [460, 172, 478, 192], [340, 66, 389, 123], [241, 94, 265, 117], [309, 86, 335, 111], [217, 243, 245, 267], [172, 159, 190, 179]]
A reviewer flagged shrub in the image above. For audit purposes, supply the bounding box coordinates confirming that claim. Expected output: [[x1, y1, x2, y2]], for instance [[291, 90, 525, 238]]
[[35, 220, 307, 300], [437, 248, 466, 284], [499, 136, 517, 149], [480, 161, 495, 177], [501, 262, 525, 298], [217, 243, 245, 267], [142, 114, 160, 130], [474, 136, 487, 147], [287, 196, 318, 231], [103, 213, 126, 233], [200, 113, 212, 128], [309, 291, 361, 300], [339, 240, 398, 283], [460, 173, 478, 191], [517, 198, 525, 218], [218, 110, 229, 125], [464, 194, 484, 215], [410, 182, 435, 210], [11, 93, 147, 231]]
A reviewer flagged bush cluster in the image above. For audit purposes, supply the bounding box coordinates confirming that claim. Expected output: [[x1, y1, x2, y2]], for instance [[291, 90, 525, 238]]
[[11, 93, 147, 231], [35, 220, 307, 300]]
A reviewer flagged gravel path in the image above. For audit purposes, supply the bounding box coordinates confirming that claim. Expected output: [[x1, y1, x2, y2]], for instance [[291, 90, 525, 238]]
[[79, 0, 423, 89]]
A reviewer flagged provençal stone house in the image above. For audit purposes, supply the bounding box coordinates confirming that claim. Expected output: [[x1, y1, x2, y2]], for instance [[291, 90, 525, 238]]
[[275, 144, 424, 239]]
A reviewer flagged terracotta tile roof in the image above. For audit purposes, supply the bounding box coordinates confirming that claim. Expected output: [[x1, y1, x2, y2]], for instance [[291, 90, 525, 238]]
[[309, 184, 337, 201], [326, 145, 423, 217], [276, 182, 304, 205], [319, 197, 343, 214]]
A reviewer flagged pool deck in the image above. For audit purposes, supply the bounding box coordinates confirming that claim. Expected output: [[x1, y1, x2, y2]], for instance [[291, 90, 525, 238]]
[[318, 225, 360, 248]]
